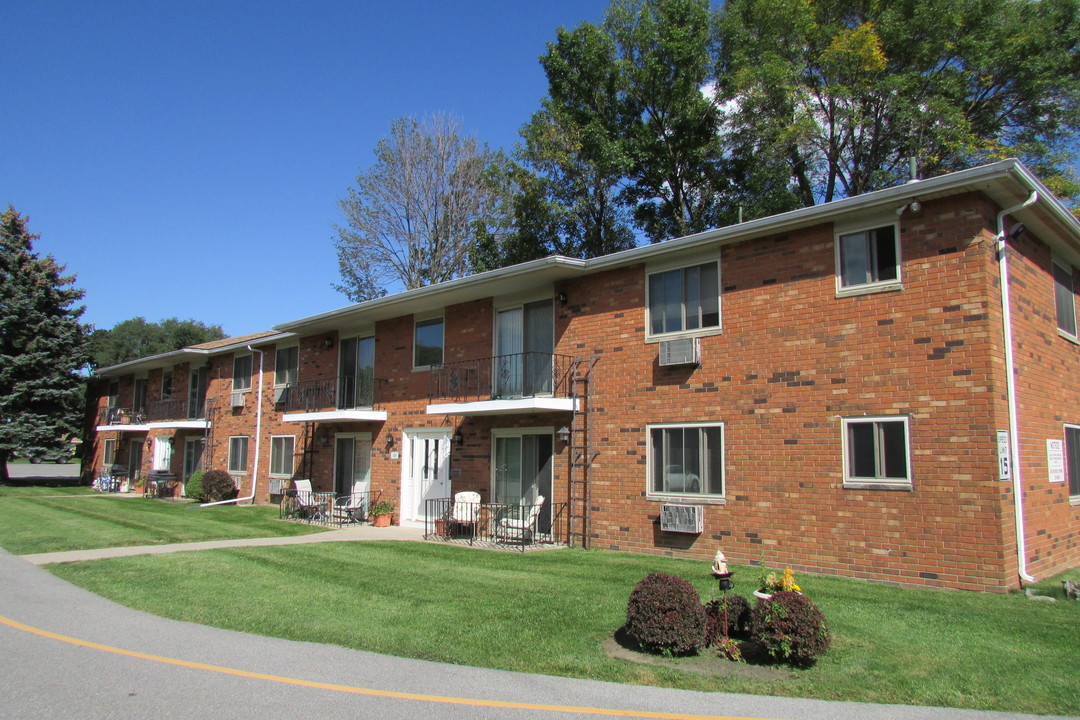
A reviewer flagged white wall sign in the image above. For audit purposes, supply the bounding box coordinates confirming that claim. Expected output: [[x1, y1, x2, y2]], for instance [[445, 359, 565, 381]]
[[997, 431, 1011, 481], [1047, 439, 1065, 483]]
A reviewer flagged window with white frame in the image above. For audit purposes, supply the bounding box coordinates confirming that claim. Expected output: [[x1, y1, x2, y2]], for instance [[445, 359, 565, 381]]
[[161, 370, 173, 399], [647, 261, 720, 338], [102, 438, 116, 469], [1053, 259, 1077, 337], [648, 423, 724, 497], [228, 436, 249, 474], [836, 223, 900, 292], [274, 346, 298, 386], [842, 416, 911, 488], [1064, 425, 1080, 498], [232, 355, 253, 392], [414, 316, 444, 368], [269, 435, 295, 477]]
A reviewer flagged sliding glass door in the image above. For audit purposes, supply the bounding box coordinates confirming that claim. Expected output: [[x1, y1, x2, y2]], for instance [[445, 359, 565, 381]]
[[494, 300, 553, 398]]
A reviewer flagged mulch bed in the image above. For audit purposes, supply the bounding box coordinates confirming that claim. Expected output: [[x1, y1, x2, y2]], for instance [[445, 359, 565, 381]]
[[605, 627, 795, 681]]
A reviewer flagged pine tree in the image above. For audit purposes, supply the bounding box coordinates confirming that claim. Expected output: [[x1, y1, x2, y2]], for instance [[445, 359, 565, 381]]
[[0, 206, 90, 482]]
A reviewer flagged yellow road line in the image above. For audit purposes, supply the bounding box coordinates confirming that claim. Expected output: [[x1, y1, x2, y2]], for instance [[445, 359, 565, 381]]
[[0, 613, 785, 720]]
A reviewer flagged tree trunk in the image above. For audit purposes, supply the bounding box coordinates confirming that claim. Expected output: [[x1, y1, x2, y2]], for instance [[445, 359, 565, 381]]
[[0, 449, 10, 484]]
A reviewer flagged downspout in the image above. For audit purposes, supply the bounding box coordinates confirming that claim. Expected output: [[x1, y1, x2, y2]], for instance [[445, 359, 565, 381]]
[[201, 345, 264, 507], [995, 190, 1038, 584]]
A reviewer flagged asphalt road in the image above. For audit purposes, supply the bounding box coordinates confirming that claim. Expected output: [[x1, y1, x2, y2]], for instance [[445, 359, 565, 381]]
[[5, 461, 81, 480]]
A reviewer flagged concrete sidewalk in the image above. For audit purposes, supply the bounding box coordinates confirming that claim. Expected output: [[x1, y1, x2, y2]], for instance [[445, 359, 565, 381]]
[[20, 523, 427, 565]]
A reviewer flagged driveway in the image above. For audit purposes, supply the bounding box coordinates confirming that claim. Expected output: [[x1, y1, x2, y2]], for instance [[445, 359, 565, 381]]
[[0, 549, 1068, 720]]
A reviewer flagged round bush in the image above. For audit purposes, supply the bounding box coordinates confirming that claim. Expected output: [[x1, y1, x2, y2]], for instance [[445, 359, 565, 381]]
[[201, 470, 237, 503], [184, 471, 204, 500], [704, 593, 752, 645], [748, 591, 830, 666], [625, 573, 707, 655]]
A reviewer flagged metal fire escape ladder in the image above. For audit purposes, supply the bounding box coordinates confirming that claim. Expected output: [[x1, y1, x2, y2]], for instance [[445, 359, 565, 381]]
[[300, 422, 316, 482], [567, 356, 598, 549]]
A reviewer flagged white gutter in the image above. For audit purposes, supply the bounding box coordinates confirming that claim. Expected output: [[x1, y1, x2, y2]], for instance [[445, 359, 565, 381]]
[[995, 190, 1039, 584], [200, 345, 264, 507]]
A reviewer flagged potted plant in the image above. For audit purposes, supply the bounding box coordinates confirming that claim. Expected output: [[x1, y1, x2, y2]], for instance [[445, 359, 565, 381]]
[[755, 565, 801, 600], [369, 499, 395, 527]]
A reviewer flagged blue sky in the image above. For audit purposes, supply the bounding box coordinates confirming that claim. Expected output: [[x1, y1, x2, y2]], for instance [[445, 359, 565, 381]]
[[3, 0, 611, 338]]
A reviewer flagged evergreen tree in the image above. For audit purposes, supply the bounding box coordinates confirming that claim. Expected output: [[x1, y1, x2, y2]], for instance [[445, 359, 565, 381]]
[[0, 207, 90, 480]]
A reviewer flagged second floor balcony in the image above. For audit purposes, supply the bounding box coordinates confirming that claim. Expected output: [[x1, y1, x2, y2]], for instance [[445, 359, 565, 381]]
[[95, 406, 149, 431], [143, 397, 210, 428], [427, 352, 579, 416], [280, 376, 387, 424]]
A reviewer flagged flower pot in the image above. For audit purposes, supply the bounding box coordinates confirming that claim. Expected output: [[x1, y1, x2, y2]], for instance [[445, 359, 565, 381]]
[[435, 519, 449, 536], [372, 514, 391, 527]]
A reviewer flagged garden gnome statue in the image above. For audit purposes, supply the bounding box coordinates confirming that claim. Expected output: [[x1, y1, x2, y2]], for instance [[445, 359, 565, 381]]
[[711, 549, 728, 576]]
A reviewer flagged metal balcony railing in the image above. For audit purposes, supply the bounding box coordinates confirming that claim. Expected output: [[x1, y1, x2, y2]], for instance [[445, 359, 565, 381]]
[[428, 352, 575, 404], [423, 497, 567, 550], [145, 397, 208, 422], [280, 376, 383, 413], [279, 488, 383, 526], [97, 406, 147, 426]]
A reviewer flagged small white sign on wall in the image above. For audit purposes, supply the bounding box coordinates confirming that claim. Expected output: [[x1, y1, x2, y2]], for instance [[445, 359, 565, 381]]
[[1047, 439, 1066, 483], [997, 431, 1011, 481]]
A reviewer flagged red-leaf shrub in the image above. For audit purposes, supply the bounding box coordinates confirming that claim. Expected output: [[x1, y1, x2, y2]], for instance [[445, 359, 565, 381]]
[[201, 470, 237, 503], [748, 591, 830, 666], [704, 593, 751, 645], [625, 573, 707, 655]]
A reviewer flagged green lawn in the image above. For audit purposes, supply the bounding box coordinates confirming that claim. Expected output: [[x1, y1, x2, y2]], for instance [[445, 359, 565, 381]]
[[0, 483, 329, 554], [47, 542, 1080, 716]]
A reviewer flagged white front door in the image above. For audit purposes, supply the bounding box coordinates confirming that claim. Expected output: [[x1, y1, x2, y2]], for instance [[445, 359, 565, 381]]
[[152, 437, 173, 471], [400, 429, 451, 527]]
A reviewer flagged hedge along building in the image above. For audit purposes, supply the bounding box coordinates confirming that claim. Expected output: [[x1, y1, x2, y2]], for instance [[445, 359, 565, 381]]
[[89, 159, 1080, 591]]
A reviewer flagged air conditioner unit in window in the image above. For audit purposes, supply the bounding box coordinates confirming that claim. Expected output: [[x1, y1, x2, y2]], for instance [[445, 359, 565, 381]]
[[273, 386, 289, 404], [268, 477, 284, 495], [659, 504, 704, 534], [230, 392, 245, 408], [658, 337, 700, 366]]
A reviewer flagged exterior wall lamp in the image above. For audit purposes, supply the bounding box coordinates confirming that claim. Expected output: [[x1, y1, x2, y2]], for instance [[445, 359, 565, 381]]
[[556, 426, 571, 445], [323, 335, 335, 350]]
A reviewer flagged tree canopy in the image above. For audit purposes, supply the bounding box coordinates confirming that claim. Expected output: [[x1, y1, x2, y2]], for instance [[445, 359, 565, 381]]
[[478, 0, 1080, 272], [89, 317, 225, 369], [334, 115, 509, 301], [0, 207, 90, 479]]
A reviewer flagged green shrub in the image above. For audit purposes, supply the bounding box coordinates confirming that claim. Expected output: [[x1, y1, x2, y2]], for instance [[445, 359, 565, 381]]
[[201, 470, 237, 503], [704, 593, 751, 645], [748, 591, 830, 666], [185, 471, 204, 501], [624, 573, 707, 656]]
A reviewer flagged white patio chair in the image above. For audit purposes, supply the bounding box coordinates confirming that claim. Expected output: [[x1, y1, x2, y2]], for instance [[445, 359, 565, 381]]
[[497, 495, 545, 546], [332, 481, 368, 524], [450, 491, 481, 541], [291, 479, 319, 519]]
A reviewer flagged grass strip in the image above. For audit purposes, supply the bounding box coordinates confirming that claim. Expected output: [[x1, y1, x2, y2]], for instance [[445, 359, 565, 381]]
[[48, 542, 1080, 716]]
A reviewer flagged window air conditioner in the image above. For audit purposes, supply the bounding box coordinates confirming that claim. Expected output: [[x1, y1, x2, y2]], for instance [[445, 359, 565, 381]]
[[273, 386, 289, 403], [230, 392, 245, 408], [659, 504, 704, 534], [658, 337, 700, 366], [268, 477, 284, 495]]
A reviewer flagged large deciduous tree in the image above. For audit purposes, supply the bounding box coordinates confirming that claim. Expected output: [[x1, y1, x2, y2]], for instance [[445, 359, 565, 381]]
[[0, 207, 90, 480], [717, 0, 1080, 205], [334, 115, 507, 301], [89, 317, 225, 369]]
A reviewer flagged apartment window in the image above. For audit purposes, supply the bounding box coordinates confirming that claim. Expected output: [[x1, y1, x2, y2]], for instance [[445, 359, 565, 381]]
[[1065, 425, 1080, 498], [275, 346, 298, 386], [837, 224, 900, 291], [414, 317, 444, 368], [133, 378, 148, 413], [647, 261, 720, 337], [843, 417, 911, 488], [269, 436, 295, 477], [648, 423, 724, 497], [233, 355, 253, 392], [102, 438, 116, 469], [228, 436, 249, 474], [106, 380, 119, 408], [161, 370, 173, 399], [1053, 259, 1077, 337]]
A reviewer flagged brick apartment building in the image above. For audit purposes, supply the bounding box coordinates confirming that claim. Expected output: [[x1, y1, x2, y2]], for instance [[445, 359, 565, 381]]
[[89, 159, 1080, 592]]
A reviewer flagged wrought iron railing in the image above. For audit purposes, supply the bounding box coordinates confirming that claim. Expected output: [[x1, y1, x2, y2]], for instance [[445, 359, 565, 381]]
[[280, 376, 383, 413], [97, 406, 147, 426], [145, 397, 208, 422], [279, 488, 382, 526], [422, 497, 566, 550], [429, 352, 576, 405]]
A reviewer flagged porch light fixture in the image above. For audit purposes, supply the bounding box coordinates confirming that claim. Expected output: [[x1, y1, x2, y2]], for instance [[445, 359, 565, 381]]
[[556, 426, 571, 445], [319, 431, 330, 447], [385, 432, 395, 448], [557, 291, 568, 305], [145, 438, 152, 449], [453, 430, 463, 446], [323, 335, 334, 350]]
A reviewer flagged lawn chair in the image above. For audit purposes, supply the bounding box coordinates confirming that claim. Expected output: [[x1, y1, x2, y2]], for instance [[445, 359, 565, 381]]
[[291, 479, 319, 520], [332, 482, 368, 524], [449, 491, 481, 543], [496, 495, 545, 547]]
